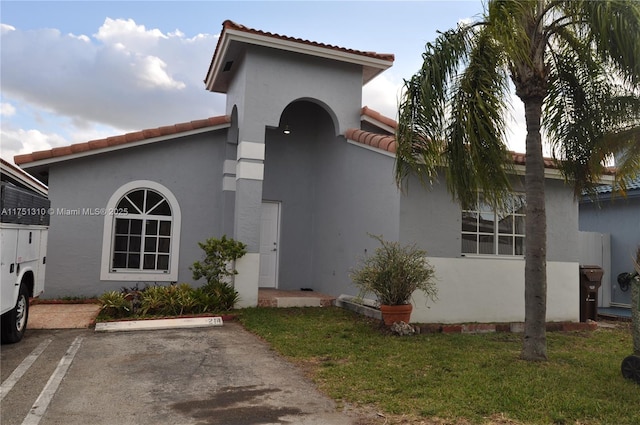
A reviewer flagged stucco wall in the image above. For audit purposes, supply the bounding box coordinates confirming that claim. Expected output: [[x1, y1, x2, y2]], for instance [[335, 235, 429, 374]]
[[580, 194, 640, 305], [391, 171, 580, 322], [262, 101, 400, 295], [43, 131, 227, 297], [411, 258, 579, 323]]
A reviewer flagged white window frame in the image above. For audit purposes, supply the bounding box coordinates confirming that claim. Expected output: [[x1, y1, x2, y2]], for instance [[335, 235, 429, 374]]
[[100, 181, 181, 281], [461, 192, 526, 257]]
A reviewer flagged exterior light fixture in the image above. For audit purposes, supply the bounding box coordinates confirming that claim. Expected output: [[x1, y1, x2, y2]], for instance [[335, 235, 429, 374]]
[[283, 125, 291, 135]]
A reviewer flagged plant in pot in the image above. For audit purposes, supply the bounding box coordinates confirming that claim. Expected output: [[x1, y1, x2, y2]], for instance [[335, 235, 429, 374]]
[[350, 235, 437, 326]]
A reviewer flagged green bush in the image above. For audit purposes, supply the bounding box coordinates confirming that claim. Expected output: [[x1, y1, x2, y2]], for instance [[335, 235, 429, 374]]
[[350, 234, 437, 306], [98, 282, 238, 320], [98, 290, 130, 318], [98, 236, 247, 320], [191, 235, 247, 286]]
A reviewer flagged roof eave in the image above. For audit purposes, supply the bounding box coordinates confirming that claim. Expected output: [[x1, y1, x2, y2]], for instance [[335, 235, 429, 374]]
[[18, 122, 230, 171], [205, 28, 393, 93]]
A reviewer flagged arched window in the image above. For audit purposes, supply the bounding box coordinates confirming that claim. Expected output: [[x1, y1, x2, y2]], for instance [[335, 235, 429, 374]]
[[101, 181, 181, 281]]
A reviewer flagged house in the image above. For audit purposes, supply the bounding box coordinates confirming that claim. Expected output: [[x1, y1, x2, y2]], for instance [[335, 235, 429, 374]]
[[15, 20, 585, 324], [579, 176, 640, 311]]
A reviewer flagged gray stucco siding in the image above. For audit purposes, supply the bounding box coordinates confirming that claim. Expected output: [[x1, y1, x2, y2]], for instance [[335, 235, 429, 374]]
[[229, 46, 363, 138], [261, 99, 399, 294], [580, 195, 640, 304], [399, 173, 579, 262], [43, 131, 227, 297]]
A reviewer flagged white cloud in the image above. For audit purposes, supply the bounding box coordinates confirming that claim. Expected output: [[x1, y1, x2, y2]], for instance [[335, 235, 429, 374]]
[[0, 127, 68, 164], [1, 102, 16, 116], [136, 55, 186, 90], [1, 23, 15, 34], [362, 73, 403, 121], [0, 17, 223, 162]]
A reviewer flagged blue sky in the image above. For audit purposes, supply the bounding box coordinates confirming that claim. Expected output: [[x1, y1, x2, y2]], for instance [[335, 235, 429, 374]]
[[1, 1, 527, 164]]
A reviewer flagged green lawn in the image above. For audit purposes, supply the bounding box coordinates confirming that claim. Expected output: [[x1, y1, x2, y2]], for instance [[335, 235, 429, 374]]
[[238, 307, 639, 425]]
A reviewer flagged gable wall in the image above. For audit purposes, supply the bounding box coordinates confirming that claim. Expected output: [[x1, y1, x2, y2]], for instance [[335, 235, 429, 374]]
[[42, 131, 227, 297], [227, 46, 363, 136]]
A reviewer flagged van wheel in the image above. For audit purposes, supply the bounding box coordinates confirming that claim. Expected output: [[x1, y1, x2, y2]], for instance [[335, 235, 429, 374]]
[[1, 283, 29, 344]]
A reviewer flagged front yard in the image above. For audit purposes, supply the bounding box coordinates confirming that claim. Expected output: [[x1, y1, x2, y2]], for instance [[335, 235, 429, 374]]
[[239, 307, 639, 425]]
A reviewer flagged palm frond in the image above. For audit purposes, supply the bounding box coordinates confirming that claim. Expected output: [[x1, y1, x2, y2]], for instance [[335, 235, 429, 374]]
[[396, 19, 514, 209]]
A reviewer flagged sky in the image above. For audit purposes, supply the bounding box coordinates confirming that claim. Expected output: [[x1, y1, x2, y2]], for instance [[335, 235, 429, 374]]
[[0, 0, 529, 166]]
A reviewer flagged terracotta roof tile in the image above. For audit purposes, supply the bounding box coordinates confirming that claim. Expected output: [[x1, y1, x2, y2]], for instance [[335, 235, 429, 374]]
[[15, 115, 231, 165], [361, 106, 397, 130], [220, 20, 394, 62], [346, 128, 397, 154], [346, 126, 563, 169]]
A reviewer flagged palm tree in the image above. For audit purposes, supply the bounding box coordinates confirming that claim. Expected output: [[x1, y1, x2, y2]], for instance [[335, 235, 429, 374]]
[[395, 0, 640, 361]]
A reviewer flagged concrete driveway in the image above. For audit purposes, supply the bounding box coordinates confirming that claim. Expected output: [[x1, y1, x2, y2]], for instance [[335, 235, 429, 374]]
[[1, 322, 372, 425]]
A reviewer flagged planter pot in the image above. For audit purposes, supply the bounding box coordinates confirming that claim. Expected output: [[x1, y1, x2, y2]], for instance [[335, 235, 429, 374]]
[[380, 304, 413, 326]]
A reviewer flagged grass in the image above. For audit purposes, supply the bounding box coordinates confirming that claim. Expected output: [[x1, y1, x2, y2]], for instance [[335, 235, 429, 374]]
[[238, 307, 640, 425]]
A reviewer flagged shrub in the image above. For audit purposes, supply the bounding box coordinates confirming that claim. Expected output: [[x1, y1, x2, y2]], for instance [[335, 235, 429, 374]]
[[98, 290, 130, 318], [350, 234, 437, 306], [191, 236, 247, 286]]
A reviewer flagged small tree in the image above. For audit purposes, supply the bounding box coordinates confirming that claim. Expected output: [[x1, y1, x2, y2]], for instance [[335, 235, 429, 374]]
[[191, 236, 247, 285]]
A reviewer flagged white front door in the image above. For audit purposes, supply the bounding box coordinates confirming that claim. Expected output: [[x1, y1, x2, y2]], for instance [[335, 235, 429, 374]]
[[259, 201, 280, 288]]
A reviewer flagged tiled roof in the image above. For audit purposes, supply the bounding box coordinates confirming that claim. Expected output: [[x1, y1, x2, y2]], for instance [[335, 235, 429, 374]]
[[346, 128, 397, 153], [361, 106, 397, 130], [14, 116, 231, 166], [205, 21, 394, 92], [214, 20, 395, 64], [593, 175, 640, 194]]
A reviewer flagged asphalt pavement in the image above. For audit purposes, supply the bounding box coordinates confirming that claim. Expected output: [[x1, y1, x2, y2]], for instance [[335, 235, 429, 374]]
[[2, 305, 376, 425]]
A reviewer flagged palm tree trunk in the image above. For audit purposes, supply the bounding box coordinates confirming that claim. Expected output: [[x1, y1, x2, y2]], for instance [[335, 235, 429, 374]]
[[521, 97, 548, 361]]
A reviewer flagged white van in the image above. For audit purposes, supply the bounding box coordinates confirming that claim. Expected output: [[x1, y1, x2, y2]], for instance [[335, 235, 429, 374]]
[[1, 158, 49, 343]]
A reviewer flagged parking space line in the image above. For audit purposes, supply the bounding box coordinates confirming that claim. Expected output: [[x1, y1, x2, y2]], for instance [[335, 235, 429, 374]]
[[21, 336, 84, 425], [1, 339, 52, 401]]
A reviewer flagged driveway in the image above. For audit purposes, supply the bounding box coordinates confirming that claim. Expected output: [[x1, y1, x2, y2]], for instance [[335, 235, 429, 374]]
[[1, 322, 371, 425]]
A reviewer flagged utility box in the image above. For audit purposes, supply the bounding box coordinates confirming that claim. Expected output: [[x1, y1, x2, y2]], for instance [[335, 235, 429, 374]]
[[579, 265, 604, 322]]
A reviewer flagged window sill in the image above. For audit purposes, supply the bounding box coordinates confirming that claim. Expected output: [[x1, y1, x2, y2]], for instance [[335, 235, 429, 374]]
[[460, 254, 525, 260]]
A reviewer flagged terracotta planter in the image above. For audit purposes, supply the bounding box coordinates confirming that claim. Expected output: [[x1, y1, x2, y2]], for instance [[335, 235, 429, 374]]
[[380, 304, 413, 326]]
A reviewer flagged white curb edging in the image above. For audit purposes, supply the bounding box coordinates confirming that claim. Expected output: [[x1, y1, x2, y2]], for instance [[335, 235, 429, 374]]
[[95, 316, 223, 332]]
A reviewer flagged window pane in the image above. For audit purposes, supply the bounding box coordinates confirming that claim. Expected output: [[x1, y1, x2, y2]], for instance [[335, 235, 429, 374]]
[[149, 200, 171, 216], [130, 219, 143, 235], [515, 236, 525, 255], [114, 236, 128, 251], [129, 236, 141, 252], [515, 216, 525, 235], [112, 253, 126, 268], [115, 218, 129, 234], [157, 255, 169, 271], [146, 220, 158, 236], [127, 190, 145, 213], [159, 221, 171, 236], [158, 238, 170, 253], [144, 237, 157, 252], [461, 233, 477, 254], [478, 212, 495, 234], [128, 254, 140, 269], [498, 236, 513, 255], [479, 235, 494, 254], [143, 254, 156, 270], [461, 211, 477, 232], [116, 197, 136, 213], [145, 190, 163, 213], [498, 214, 513, 234]]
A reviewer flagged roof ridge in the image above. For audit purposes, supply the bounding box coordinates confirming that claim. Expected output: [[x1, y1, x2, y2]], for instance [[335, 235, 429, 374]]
[[221, 20, 395, 62]]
